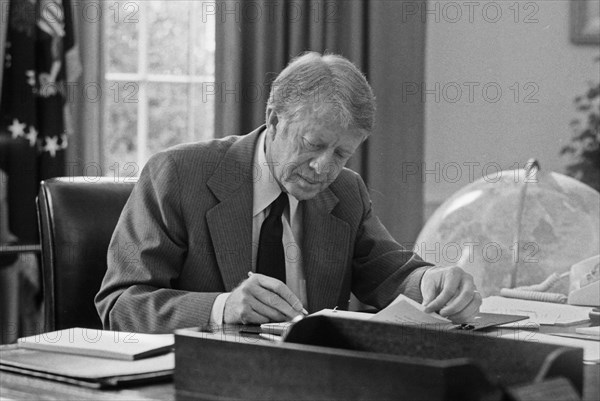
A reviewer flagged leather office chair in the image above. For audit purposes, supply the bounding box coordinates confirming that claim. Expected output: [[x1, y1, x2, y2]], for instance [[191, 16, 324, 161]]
[[36, 177, 136, 331]]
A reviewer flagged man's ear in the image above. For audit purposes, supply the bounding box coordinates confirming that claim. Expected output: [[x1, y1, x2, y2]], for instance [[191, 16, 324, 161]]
[[266, 107, 279, 133]]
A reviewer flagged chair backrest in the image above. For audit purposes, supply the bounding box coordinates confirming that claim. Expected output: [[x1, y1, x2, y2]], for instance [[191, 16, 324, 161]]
[[37, 177, 136, 331]]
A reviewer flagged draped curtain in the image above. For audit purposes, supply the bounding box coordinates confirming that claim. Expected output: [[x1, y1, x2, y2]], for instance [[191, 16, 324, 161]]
[[215, 0, 427, 244], [65, 0, 103, 169]]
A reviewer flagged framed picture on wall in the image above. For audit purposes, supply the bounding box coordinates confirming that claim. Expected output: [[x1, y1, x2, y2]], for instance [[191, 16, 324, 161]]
[[571, 0, 600, 45]]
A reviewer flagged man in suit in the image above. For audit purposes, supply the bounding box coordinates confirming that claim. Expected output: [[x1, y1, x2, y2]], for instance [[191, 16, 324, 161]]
[[96, 52, 481, 333]]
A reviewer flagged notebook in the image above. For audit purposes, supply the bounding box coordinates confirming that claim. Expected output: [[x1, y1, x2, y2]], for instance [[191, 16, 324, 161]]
[[17, 328, 174, 360]]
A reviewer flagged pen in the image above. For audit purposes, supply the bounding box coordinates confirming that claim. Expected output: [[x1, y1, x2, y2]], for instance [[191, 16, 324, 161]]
[[247, 271, 309, 315]]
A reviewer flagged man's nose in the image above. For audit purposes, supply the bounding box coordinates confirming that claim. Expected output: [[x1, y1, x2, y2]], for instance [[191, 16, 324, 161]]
[[309, 151, 335, 176]]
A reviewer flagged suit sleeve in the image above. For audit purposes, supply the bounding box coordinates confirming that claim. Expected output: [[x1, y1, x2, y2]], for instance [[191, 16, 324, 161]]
[[95, 151, 220, 333], [351, 173, 433, 308]]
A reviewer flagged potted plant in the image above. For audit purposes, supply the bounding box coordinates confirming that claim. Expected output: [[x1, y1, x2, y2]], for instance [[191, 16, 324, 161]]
[[561, 57, 600, 192]]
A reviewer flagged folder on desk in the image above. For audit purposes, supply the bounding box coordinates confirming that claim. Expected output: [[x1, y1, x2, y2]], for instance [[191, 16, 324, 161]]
[[17, 327, 174, 360], [0, 346, 174, 388]]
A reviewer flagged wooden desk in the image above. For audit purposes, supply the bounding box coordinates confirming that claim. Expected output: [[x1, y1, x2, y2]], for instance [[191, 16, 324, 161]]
[[1, 326, 599, 401]]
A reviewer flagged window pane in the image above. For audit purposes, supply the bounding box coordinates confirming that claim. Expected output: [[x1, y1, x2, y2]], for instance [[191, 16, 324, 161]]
[[104, 82, 138, 177], [193, 83, 215, 142], [192, 2, 215, 76], [147, 83, 188, 155], [147, 1, 190, 75], [105, 1, 138, 74]]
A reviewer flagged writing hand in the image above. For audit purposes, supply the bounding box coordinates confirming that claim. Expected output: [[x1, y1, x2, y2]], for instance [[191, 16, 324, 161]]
[[223, 273, 306, 324], [420, 266, 482, 323]]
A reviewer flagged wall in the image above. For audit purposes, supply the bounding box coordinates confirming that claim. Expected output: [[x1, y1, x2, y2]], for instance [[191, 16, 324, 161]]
[[0, 3, 7, 104], [424, 0, 600, 214]]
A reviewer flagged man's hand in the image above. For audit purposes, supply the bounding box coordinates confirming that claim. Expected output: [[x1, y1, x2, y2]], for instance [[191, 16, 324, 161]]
[[420, 266, 482, 323], [224, 273, 305, 324]]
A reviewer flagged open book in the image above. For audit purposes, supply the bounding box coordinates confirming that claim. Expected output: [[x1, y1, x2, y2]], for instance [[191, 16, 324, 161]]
[[261, 295, 527, 336]]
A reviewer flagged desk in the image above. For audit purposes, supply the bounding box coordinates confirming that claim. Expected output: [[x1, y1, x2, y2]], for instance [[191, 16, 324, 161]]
[[1, 326, 599, 401]]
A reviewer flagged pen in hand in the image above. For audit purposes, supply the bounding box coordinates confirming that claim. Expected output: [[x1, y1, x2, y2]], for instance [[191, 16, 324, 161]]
[[247, 271, 309, 316]]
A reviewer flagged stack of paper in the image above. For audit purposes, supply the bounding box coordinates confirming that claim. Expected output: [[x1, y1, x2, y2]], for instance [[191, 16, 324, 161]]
[[481, 296, 593, 326], [0, 328, 175, 388]]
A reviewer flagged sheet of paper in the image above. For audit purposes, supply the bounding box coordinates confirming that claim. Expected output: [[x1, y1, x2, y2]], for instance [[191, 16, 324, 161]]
[[500, 332, 600, 362], [371, 295, 451, 325], [311, 309, 374, 321], [481, 296, 592, 326], [576, 326, 600, 336], [18, 328, 174, 360], [496, 320, 540, 330], [261, 309, 373, 336]]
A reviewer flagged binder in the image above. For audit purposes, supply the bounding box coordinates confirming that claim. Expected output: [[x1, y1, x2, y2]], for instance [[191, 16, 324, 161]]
[[0, 345, 174, 388]]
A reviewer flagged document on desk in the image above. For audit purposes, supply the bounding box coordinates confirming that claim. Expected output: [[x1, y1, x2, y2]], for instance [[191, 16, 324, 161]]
[[370, 295, 451, 325], [261, 295, 527, 337], [481, 296, 593, 326], [17, 327, 174, 360], [0, 346, 174, 388]]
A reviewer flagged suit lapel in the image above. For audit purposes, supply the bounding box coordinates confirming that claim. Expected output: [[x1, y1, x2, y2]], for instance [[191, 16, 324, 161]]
[[205, 126, 353, 303], [206, 127, 263, 291], [302, 188, 352, 312]]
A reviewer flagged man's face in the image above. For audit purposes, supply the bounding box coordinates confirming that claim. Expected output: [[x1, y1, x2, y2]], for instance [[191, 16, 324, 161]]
[[265, 111, 366, 200]]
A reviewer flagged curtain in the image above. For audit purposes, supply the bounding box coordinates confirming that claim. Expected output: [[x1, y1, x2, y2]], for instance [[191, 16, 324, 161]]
[[65, 0, 102, 171], [0, 4, 7, 100], [215, 0, 427, 244]]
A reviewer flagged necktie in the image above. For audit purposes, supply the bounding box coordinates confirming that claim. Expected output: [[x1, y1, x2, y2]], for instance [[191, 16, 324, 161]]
[[256, 192, 288, 282]]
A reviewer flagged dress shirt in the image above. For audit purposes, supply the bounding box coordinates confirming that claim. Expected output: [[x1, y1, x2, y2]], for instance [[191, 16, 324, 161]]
[[209, 130, 307, 324]]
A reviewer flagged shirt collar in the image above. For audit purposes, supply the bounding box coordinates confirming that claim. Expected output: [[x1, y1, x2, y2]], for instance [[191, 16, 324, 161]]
[[253, 129, 299, 218]]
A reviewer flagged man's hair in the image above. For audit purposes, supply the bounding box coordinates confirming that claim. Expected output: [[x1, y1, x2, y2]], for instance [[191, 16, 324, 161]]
[[267, 52, 376, 133]]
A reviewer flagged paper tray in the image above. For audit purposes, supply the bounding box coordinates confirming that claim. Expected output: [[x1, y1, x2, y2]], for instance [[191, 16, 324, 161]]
[[174, 316, 583, 401]]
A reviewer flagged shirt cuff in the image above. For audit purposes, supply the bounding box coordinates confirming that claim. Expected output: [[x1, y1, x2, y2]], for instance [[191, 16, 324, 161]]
[[209, 292, 231, 326], [401, 265, 431, 304]]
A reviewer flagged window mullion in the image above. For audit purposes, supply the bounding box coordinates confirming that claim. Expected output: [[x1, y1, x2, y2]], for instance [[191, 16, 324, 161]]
[[187, 2, 198, 142], [137, 1, 149, 168]]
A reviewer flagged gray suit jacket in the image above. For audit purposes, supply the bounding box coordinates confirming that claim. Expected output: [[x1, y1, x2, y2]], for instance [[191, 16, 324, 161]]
[[95, 126, 431, 333]]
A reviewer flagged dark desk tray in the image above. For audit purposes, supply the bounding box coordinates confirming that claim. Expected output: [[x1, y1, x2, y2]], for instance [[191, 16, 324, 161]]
[[174, 316, 583, 401]]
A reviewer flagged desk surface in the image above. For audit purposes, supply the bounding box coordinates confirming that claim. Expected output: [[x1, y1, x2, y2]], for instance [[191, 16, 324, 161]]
[[1, 325, 599, 401]]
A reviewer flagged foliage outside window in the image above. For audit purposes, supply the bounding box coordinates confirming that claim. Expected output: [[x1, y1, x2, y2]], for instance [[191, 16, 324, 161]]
[[103, 1, 215, 178]]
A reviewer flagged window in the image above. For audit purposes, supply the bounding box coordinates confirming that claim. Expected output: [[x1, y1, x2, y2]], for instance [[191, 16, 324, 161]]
[[103, 1, 215, 177]]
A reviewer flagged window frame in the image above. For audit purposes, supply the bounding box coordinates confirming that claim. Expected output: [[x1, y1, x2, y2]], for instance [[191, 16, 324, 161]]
[[102, 1, 214, 172]]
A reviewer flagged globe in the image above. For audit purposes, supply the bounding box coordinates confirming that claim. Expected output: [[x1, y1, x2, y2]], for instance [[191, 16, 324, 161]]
[[415, 164, 600, 297]]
